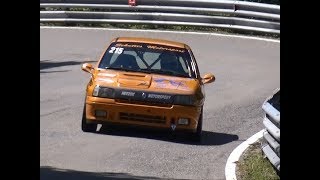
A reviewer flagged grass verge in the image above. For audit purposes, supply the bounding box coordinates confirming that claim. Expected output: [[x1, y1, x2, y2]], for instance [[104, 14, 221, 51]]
[[40, 23, 280, 40], [236, 140, 280, 180]]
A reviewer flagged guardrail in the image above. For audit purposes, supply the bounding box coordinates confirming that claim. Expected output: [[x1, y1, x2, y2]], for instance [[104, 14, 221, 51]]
[[261, 88, 280, 172], [40, 0, 280, 35]]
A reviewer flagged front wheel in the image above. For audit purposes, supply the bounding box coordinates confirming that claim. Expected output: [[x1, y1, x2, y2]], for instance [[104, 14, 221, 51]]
[[81, 104, 97, 132], [189, 108, 203, 142]]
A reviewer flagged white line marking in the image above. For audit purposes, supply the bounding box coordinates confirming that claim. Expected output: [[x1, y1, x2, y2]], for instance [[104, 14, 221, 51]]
[[40, 26, 280, 43], [225, 129, 265, 180]]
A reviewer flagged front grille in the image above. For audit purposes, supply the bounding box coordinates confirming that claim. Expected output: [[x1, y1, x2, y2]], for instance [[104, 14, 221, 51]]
[[119, 112, 166, 124], [116, 99, 172, 107]]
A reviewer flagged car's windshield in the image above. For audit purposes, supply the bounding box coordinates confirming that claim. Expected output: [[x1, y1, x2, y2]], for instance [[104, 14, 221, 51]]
[[98, 42, 195, 78]]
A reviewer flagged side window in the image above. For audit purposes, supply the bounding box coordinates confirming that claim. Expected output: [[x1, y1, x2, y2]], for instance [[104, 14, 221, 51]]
[[188, 50, 200, 79], [179, 57, 189, 73], [98, 50, 113, 68]]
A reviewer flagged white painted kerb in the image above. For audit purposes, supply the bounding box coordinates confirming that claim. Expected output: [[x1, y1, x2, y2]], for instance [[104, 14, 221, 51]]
[[225, 129, 265, 180]]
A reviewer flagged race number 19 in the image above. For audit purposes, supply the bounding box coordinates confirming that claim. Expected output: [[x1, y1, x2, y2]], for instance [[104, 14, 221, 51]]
[[109, 47, 124, 54]]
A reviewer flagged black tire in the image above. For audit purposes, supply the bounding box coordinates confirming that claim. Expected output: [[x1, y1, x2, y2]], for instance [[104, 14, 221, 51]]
[[81, 104, 97, 132], [190, 107, 203, 142]]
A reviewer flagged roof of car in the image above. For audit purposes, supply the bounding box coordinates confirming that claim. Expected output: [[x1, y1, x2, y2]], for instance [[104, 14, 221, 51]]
[[111, 37, 188, 49]]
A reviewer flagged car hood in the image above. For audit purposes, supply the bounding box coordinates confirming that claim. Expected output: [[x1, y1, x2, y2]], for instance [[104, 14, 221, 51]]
[[93, 69, 199, 94]]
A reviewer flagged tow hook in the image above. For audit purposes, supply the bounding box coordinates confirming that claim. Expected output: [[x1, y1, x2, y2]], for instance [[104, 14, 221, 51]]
[[171, 123, 176, 131]]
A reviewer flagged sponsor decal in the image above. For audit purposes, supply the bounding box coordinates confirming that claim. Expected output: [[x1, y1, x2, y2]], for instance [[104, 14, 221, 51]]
[[154, 78, 191, 91], [154, 78, 181, 89], [121, 91, 135, 97], [147, 45, 185, 53], [147, 93, 171, 100], [115, 43, 143, 48], [113, 43, 184, 53]]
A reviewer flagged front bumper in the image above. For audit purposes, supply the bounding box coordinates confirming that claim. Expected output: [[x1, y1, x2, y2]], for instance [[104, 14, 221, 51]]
[[85, 96, 201, 132]]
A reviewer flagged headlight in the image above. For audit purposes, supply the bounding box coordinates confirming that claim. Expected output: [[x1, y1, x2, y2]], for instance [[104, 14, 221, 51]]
[[92, 86, 115, 98], [173, 95, 196, 106]]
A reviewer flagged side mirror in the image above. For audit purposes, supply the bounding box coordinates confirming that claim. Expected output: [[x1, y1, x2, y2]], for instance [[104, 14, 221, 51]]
[[82, 63, 94, 74], [202, 73, 215, 84]]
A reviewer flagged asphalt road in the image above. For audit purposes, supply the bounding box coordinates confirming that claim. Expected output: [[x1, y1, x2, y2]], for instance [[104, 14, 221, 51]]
[[40, 27, 280, 180]]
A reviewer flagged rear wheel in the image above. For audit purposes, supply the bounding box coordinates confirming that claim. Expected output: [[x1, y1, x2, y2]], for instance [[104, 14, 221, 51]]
[[190, 107, 203, 142], [81, 104, 97, 132]]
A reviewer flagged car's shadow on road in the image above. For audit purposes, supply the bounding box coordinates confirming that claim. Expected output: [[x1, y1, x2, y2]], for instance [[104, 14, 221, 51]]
[[95, 125, 238, 146], [40, 166, 189, 180]]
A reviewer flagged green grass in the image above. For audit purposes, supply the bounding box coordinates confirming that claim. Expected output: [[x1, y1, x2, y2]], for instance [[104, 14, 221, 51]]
[[40, 22, 280, 39], [237, 141, 280, 180]]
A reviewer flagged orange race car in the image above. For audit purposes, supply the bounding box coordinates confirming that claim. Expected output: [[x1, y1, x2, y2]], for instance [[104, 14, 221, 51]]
[[81, 37, 215, 141]]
